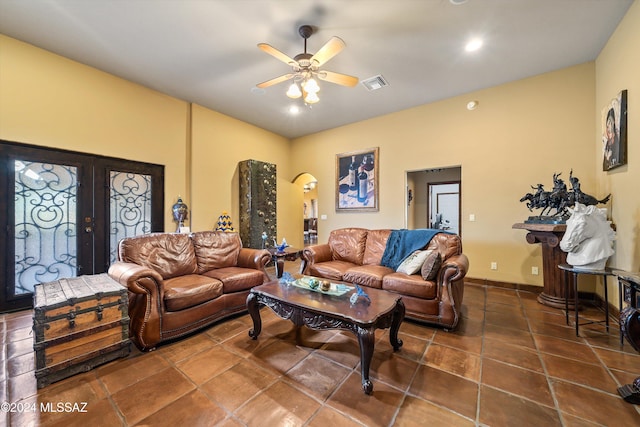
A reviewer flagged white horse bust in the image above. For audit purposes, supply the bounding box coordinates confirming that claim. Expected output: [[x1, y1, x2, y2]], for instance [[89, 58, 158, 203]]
[[560, 203, 615, 270]]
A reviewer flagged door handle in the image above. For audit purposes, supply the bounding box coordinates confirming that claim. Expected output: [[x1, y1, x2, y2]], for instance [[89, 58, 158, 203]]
[[84, 216, 93, 233]]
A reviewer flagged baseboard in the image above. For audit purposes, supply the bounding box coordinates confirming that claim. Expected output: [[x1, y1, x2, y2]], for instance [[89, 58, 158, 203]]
[[465, 277, 541, 294], [465, 276, 621, 318]]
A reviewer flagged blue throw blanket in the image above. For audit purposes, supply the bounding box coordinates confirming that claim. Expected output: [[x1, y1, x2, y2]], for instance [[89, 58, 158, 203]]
[[380, 229, 445, 270]]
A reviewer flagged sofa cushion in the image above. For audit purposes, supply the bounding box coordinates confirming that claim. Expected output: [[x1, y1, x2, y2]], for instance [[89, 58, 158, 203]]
[[203, 267, 265, 293], [191, 231, 241, 273], [118, 233, 198, 280], [163, 274, 223, 311], [362, 229, 391, 265], [426, 232, 462, 260], [328, 228, 368, 265], [308, 260, 355, 281], [382, 273, 437, 299], [343, 265, 394, 289], [396, 250, 430, 275], [421, 250, 442, 281]]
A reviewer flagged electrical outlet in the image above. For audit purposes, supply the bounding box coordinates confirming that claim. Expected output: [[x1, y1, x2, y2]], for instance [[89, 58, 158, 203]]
[[532, 266, 539, 275], [490, 262, 497, 270], [469, 214, 476, 222]]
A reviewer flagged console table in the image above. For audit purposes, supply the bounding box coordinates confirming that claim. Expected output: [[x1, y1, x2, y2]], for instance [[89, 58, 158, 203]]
[[513, 223, 573, 308]]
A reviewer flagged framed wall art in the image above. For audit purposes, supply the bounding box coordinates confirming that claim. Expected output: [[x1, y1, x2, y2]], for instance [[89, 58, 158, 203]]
[[602, 89, 627, 171], [335, 147, 379, 212]]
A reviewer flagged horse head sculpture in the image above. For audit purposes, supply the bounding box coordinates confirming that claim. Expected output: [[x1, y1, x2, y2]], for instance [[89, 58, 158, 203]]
[[559, 203, 615, 270]]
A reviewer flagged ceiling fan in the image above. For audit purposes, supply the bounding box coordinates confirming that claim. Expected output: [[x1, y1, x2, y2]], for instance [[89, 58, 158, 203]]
[[256, 25, 358, 103]]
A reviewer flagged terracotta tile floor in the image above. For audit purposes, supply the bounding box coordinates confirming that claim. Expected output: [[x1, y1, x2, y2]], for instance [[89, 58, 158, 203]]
[[2, 263, 640, 426]]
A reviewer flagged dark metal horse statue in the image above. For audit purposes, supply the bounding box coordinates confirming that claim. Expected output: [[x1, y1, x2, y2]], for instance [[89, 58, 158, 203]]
[[568, 170, 611, 206], [519, 170, 610, 223]]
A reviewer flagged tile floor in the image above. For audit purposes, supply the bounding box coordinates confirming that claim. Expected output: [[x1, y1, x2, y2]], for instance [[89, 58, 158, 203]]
[[1, 262, 640, 426]]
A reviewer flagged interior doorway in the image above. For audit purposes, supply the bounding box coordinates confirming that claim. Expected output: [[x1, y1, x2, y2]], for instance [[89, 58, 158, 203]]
[[428, 182, 461, 234], [406, 166, 462, 235], [293, 173, 318, 246]]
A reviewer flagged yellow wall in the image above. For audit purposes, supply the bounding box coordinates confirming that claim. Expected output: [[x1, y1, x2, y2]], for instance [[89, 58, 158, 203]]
[[190, 104, 297, 245], [0, 35, 299, 245], [0, 35, 188, 232], [291, 63, 597, 287], [595, 0, 640, 296]]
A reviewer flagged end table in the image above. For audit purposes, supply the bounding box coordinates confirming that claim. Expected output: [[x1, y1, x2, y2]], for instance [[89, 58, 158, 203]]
[[268, 247, 301, 278]]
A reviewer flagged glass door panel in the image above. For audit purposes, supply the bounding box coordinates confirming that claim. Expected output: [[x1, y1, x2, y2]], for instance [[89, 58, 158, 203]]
[[109, 171, 153, 264], [14, 160, 78, 294]]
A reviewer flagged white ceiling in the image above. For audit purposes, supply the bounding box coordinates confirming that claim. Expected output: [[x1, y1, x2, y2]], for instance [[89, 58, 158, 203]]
[[0, 0, 633, 139]]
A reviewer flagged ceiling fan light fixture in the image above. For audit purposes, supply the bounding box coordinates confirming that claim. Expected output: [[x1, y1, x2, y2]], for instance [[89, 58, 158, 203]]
[[257, 24, 356, 104], [304, 91, 319, 104], [286, 82, 302, 98], [302, 77, 320, 93]]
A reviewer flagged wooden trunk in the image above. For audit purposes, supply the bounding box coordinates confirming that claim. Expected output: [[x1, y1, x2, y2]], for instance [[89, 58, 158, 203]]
[[33, 274, 131, 388]]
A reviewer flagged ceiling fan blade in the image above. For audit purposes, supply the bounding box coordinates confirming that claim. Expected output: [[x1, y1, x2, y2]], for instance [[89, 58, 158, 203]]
[[258, 43, 297, 66], [256, 73, 295, 88], [310, 36, 345, 66], [318, 71, 359, 87]]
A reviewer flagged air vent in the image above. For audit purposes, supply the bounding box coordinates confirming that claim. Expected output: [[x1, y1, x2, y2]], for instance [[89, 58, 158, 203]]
[[361, 75, 389, 91]]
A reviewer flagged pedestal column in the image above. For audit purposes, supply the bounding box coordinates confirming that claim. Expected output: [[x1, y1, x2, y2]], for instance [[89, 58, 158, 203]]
[[513, 223, 574, 309]]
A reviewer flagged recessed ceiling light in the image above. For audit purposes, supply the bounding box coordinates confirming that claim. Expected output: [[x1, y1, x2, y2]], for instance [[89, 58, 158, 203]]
[[467, 101, 479, 110], [288, 105, 300, 115], [465, 38, 483, 52]]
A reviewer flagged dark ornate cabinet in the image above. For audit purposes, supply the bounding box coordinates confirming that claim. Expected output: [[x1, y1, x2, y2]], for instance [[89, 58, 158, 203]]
[[239, 159, 276, 248]]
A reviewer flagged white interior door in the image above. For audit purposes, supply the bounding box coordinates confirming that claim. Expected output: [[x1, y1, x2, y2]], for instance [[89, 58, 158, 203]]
[[428, 182, 460, 235]]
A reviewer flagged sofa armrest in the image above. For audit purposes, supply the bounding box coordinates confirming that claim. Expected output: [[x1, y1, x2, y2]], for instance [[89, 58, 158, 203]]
[[437, 253, 469, 328], [237, 248, 272, 281], [440, 253, 469, 283], [108, 261, 165, 350], [108, 261, 164, 296], [301, 244, 332, 274]]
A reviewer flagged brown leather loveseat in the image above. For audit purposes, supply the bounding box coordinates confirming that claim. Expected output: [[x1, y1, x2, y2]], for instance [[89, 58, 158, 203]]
[[301, 228, 469, 329], [108, 231, 271, 350]]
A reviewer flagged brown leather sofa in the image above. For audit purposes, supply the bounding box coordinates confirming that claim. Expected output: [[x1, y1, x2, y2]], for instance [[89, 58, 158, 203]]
[[108, 231, 271, 350], [301, 228, 469, 329]]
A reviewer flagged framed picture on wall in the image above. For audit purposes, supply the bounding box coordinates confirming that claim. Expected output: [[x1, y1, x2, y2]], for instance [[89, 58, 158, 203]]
[[602, 89, 627, 171], [335, 147, 379, 212]]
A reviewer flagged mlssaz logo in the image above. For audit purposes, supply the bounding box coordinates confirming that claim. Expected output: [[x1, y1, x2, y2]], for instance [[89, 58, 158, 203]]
[[40, 402, 88, 413]]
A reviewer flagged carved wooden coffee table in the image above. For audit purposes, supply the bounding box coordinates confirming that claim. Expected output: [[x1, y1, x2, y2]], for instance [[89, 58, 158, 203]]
[[246, 277, 405, 394]]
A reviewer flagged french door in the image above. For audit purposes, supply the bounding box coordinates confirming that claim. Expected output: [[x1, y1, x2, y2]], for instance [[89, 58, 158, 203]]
[[0, 141, 164, 312]]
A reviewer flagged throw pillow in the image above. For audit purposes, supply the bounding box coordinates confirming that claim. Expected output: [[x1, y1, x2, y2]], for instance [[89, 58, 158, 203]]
[[396, 250, 430, 275], [421, 250, 442, 281]]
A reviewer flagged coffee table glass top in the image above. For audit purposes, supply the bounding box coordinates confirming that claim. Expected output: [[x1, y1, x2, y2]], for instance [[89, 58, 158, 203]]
[[251, 275, 401, 325]]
